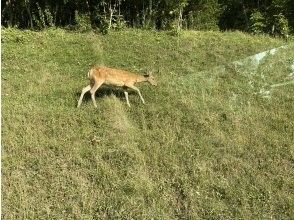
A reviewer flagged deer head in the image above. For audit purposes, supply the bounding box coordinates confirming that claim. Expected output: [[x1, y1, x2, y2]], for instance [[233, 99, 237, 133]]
[[144, 71, 157, 86]]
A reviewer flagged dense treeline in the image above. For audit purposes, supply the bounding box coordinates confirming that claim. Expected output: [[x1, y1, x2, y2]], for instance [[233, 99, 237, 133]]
[[1, 0, 294, 35]]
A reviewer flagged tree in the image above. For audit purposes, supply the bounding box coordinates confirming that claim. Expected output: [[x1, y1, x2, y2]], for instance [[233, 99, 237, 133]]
[[1, 0, 293, 34]]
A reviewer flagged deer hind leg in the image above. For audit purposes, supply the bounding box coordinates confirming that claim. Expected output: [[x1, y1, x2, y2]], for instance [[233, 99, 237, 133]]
[[77, 85, 91, 108], [127, 85, 145, 104], [124, 91, 131, 107], [90, 80, 103, 108]]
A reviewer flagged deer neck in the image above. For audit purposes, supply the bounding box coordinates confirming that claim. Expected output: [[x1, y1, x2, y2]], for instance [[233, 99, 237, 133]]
[[136, 76, 148, 83]]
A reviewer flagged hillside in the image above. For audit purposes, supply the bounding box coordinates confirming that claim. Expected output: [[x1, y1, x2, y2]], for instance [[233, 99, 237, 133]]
[[2, 28, 294, 219]]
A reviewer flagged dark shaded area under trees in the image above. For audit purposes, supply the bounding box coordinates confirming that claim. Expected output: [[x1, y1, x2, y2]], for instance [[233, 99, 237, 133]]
[[1, 0, 294, 36]]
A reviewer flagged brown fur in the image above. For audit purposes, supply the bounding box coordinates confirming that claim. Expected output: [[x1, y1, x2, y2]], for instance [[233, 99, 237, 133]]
[[77, 66, 156, 108]]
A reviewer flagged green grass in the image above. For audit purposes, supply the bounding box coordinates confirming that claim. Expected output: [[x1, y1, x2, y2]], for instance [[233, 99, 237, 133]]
[[2, 27, 294, 219]]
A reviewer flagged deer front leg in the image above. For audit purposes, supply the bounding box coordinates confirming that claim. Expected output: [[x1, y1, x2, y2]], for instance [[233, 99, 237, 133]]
[[127, 85, 145, 104]]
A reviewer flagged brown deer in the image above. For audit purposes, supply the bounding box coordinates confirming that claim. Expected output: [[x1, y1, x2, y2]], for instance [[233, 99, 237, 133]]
[[77, 66, 157, 108]]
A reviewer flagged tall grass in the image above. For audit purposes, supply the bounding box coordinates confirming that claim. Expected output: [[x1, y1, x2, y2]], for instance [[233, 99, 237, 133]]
[[2, 28, 293, 219]]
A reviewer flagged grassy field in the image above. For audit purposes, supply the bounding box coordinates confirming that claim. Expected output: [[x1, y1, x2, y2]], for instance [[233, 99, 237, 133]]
[[2, 28, 294, 219]]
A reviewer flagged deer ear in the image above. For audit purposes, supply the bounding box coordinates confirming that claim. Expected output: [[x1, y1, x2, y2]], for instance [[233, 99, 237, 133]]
[[147, 70, 154, 76]]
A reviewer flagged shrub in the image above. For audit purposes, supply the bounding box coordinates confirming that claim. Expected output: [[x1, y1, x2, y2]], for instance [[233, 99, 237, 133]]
[[75, 11, 92, 32], [272, 13, 289, 38], [187, 3, 221, 31], [249, 10, 266, 34], [32, 4, 54, 29]]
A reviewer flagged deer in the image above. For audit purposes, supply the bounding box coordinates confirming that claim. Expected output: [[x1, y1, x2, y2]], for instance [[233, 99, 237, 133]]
[[77, 66, 157, 108]]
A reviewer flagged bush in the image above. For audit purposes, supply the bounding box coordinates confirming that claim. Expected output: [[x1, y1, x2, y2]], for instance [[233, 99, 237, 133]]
[[249, 10, 266, 34], [272, 13, 289, 38], [75, 11, 92, 32], [112, 15, 127, 31], [32, 4, 55, 29], [187, 4, 221, 31]]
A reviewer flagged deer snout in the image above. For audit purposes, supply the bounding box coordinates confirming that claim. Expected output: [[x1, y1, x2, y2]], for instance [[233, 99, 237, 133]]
[[148, 76, 157, 86]]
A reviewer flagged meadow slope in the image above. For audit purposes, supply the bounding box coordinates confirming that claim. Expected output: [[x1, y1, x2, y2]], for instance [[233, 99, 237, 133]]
[[2, 28, 294, 219]]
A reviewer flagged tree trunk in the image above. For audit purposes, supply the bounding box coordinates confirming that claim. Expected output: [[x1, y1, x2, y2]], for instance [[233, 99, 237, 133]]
[[25, 3, 33, 28], [178, 7, 183, 31], [241, 1, 249, 30], [108, 3, 114, 29], [54, 4, 59, 26], [6, 0, 14, 27]]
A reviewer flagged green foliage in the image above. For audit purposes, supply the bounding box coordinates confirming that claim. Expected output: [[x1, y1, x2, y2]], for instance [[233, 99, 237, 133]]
[[187, 12, 217, 31], [74, 11, 92, 32], [2, 28, 293, 219], [272, 13, 289, 37], [112, 15, 127, 30], [32, 3, 54, 29], [250, 10, 266, 34], [218, 0, 293, 35], [44, 7, 54, 27], [187, 1, 221, 30], [32, 3, 46, 29], [1, 0, 293, 34]]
